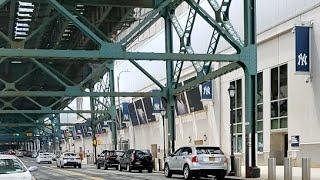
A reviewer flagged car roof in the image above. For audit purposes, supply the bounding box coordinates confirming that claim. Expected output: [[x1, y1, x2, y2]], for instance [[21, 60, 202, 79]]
[[0, 155, 17, 159]]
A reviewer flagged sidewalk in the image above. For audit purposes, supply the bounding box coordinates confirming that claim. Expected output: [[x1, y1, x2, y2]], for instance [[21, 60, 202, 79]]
[[236, 166, 320, 180]]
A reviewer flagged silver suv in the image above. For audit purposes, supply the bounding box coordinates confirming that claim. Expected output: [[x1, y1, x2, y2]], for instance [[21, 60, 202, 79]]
[[164, 146, 227, 180]]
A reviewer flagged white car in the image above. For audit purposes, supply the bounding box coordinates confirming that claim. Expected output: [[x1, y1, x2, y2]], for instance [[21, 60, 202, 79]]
[[31, 151, 37, 158], [56, 152, 81, 168], [36, 153, 52, 164], [0, 155, 37, 180], [164, 146, 228, 180]]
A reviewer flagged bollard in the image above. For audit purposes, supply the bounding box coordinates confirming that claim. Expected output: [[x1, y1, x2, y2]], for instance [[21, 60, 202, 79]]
[[268, 158, 276, 180], [284, 158, 292, 180], [234, 157, 241, 177], [302, 158, 311, 180]]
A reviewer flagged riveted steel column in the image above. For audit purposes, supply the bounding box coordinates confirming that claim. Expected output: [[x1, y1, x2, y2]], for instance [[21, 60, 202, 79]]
[[109, 62, 117, 150], [244, 0, 260, 178], [164, 9, 175, 153], [90, 85, 97, 163]]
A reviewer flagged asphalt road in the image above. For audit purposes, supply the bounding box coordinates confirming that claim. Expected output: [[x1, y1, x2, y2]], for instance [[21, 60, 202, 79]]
[[21, 157, 220, 180]]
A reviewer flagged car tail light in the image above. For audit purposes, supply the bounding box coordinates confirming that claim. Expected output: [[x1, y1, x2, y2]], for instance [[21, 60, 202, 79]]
[[191, 156, 198, 163]]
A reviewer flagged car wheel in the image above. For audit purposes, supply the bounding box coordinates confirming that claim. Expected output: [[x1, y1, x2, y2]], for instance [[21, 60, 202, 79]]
[[119, 164, 122, 171], [115, 165, 118, 170], [183, 165, 192, 180], [164, 164, 172, 178], [74, 165, 77, 168], [97, 163, 100, 169], [78, 164, 82, 168], [139, 169, 142, 173], [126, 164, 131, 172], [103, 163, 108, 170], [215, 172, 226, 180], [148, 168, 153, 173]]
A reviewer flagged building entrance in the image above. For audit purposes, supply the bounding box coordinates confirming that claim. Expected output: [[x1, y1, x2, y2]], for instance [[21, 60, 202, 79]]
[[270, 132, 288, 165]]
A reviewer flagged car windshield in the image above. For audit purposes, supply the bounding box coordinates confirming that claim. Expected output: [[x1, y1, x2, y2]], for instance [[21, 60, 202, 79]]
[[115, 151, 124, 156], [0, 158, 26, 174], [64, 153, 76, 157], [196, 147, 223, 155]]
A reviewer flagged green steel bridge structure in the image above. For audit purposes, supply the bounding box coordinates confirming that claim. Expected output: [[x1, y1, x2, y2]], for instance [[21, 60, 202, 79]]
[[0, 0, 259, 177]]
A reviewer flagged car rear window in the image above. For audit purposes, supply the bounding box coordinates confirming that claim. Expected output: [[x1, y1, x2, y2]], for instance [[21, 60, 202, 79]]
[[64, 153, 76, 156], [115, 151, 124, 156], [196, 147, 223, 155]]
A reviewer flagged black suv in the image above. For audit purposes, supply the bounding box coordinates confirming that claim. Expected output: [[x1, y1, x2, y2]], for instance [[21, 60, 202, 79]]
[[119, 149, 153, 173], [97, 150, 124, 170]]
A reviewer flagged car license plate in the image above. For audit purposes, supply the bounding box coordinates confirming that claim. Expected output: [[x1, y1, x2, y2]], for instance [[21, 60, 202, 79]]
[[135, 162, 141, 165], [209, 157, 215, 161], [70, 158, 74, 161]]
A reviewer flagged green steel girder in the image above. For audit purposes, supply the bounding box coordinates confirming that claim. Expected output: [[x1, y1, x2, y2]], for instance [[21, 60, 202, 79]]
[[0, 0, 258, 175], [173, 62, 240, 94], [186, 0, 243, 52], [64, 0, 159, 8], [129, 60, 164, 89], [0, 49, 241, 62], [0, 91, 164, 97]]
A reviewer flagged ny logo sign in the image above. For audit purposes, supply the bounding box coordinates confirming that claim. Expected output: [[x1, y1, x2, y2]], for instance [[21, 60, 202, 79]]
[[298, 53, 308, 66]]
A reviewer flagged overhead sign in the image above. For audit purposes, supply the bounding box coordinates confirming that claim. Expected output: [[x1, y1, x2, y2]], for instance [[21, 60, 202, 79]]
[[152, 90, 162, 113], [295, 26, 311, 73], [201, 81, 213, 100], [291, 135, 300, 147], [121, 103, 130, 122]]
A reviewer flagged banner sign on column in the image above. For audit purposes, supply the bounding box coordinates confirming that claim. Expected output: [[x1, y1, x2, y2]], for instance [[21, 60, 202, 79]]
[[201, 80, 213, 100], [121, 102, 130, 122], [152, 90, 162, 113], [295, 26, 311, 73]]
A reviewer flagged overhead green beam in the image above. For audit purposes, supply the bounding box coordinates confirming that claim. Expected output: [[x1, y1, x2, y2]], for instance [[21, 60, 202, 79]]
[[47, 0, 106, 46], [0, 110, 110, 114], [173, 62, 240, 94], [0, 123, 48, 127], [0, 48, 240, 62], [0, 91, 164, 97], [64, 0, 158, 8], [0, 0, 10, 9], [129, 60, 164, 89]]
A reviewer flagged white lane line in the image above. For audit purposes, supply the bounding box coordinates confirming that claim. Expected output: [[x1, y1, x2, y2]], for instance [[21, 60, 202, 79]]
[[42, 166, 104, 180]]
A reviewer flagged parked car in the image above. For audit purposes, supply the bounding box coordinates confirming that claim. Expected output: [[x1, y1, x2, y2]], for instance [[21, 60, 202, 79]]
[[16, 150, 24, 157], [0, 155, 38, 180], [31, 151, 37, 158], [36, 153, 53, 164], [56, 152, 81, 168], [97, 150, 124, 170], [118, 149, 153, 173], [164, 146, 227, 180], [96, 150, 108, 169], [26, 151, 33, 157]]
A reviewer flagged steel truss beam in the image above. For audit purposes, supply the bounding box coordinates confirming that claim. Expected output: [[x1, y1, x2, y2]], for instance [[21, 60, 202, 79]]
[[0, 91, 164, 97], [0, 49, 240, 62]]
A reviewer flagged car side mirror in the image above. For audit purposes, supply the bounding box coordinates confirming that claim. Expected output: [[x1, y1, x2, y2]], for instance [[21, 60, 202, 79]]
[[98, 154, 101, 157], [28, 166, 38, 172], [168, 153, 173, 157]]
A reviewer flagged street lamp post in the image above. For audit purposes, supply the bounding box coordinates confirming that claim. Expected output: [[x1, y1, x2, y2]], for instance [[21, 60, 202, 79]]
[[160, 109, 166, 159], [228, 84, 236, 176], [117, 70, 129, 150]]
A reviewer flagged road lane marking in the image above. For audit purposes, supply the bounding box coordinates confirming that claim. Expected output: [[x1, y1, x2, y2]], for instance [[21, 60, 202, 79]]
[[42, 166, 104, 180]]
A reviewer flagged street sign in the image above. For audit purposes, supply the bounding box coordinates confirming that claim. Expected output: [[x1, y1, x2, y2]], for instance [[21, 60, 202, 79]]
[[201, 81, 213, 100], [295, 26, 311, 73], [291, 135, 300, 147]]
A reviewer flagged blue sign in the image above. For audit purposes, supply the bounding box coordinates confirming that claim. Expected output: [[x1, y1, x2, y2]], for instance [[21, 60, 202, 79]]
[[295, 26, 310, 73], [121, 102, 130, 122], [201, 81, 213, 99]]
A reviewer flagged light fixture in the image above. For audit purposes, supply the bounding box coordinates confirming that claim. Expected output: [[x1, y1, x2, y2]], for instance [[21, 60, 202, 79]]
[[228, 84, 236, 98]]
